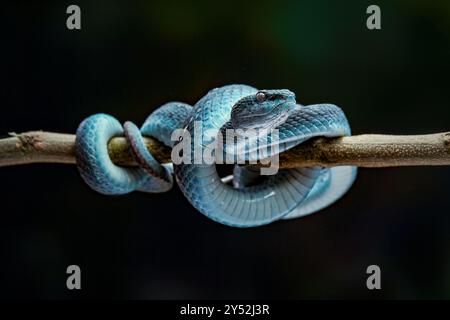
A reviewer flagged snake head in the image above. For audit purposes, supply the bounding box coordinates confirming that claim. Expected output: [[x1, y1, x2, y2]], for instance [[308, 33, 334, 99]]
[[231, 89, 297, 130]]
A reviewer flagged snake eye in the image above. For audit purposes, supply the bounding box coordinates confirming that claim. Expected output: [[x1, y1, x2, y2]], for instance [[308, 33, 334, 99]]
[[256, 92, 266, 103]]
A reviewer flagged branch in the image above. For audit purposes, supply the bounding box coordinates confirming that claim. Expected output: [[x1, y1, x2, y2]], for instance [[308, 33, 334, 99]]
[[1, 131, 450, 168]]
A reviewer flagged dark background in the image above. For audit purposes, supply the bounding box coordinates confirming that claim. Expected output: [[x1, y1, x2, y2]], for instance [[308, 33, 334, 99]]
[[1, 0, 450, 299]]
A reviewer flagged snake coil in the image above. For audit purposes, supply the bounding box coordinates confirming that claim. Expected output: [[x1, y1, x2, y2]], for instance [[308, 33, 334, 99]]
[[75, 84, 357, 228]]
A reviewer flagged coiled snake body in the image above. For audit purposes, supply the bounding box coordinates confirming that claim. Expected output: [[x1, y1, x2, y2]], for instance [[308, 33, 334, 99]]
[[76, 84, 357, 227]]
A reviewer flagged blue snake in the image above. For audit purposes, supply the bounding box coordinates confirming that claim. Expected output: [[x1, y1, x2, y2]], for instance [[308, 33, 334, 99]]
[[75, 84, 357, 228]]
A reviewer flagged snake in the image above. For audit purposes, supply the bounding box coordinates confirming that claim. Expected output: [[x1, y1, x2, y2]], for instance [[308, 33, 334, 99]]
[[75, 84, 357, 228]]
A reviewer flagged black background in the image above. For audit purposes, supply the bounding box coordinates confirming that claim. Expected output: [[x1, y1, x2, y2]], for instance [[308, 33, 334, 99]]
[[1, 0, 450, 299]]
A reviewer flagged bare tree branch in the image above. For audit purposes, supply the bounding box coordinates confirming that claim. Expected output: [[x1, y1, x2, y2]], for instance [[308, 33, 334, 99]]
[[1, 131, 450, 168]]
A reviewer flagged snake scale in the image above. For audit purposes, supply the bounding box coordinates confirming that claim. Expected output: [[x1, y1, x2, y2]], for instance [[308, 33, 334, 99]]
[[75, 84, 357, 227]]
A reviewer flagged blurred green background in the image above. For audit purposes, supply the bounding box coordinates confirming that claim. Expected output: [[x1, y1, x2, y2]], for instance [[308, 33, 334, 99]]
[[1, 0, 450, 299]]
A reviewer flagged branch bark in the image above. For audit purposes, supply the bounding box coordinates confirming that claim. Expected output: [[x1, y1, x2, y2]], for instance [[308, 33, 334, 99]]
[[1, 131, 450, 168]]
